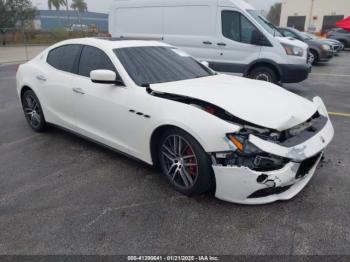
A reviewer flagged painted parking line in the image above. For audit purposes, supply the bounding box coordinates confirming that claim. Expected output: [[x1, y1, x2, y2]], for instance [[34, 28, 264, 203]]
[[310, 73, 350, 77], [328, 112, 350, 117]]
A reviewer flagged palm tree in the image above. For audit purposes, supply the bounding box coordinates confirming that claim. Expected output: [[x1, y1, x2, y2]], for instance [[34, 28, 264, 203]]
[[48, 0, 66, 26], [70, 0, 87, 30], [48, 0, 66, 11]]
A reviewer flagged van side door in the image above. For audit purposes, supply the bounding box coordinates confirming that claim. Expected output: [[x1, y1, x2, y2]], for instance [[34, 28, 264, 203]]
[[211, 8, 261, 74], [162, 3, 218, 63]]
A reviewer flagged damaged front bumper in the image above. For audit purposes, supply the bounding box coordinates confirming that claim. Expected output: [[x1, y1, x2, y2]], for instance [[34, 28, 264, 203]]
[[212, 98, 334, 205]]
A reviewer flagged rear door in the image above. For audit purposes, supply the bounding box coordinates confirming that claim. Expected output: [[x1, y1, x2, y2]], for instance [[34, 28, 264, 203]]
[[212, 8, 261, 74], [42, 44, 82, 129]]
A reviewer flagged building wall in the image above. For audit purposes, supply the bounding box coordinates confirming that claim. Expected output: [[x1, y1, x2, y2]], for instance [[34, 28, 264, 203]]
[[34, 10, 109, 32], [280, 0, 350, 32]]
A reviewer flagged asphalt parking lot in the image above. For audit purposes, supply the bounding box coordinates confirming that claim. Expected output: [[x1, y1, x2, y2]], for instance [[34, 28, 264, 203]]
[[0, 52, 349, 255]]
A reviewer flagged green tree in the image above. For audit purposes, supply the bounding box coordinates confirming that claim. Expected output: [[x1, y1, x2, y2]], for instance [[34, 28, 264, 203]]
[[48, 0, 66, 26], [70, 0, 87, 13], [48, 0, 66, 10], [267, 2, 282, 26], [0, 0, 36, 45], [70, 0, 87, 30]]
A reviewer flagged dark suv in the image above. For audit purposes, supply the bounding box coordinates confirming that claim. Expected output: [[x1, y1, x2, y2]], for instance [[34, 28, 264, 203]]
[[327, 28, 350, 48], [278, 27, 333, 65]]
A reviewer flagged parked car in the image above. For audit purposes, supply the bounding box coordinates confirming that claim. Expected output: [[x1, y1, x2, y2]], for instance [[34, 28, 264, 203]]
[[278, 27, 333, 65], [326, 28, 350, 48], [67, 24, 89, 32], [302, 32, 344, 55], [16, 38, 334, 204], [109, 0, 310, 85]]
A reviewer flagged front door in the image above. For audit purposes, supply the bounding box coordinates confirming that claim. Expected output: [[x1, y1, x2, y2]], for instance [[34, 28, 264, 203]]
[[211, 8, 261, 74], [71, 45, 132, 153]]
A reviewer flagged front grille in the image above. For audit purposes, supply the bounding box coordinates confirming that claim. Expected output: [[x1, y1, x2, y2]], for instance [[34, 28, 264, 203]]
[[280, 113, 328, 148], [296, 153, 322, 179]]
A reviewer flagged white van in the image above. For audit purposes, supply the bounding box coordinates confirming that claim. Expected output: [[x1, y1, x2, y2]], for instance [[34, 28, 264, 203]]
[[109, 0, 311, 84]]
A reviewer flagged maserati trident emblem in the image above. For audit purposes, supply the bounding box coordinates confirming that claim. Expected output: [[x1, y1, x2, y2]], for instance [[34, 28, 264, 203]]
[[320, 136, 326, 143]]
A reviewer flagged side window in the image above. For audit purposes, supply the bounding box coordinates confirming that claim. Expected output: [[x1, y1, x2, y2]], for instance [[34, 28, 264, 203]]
[[282, 30, 297, 38], [222, 11, 240, 42], [222, 11, 258, 44], [47, 45, 82, 73], [240, 15, 257, 44], [78, 46, 116, 77]]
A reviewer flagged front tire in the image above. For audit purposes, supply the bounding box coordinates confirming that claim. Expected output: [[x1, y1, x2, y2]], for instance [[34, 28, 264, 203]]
[[310, 50, 318, 65], [248, 66, 277, 84], [22, 90, 47, 132], [158, 128, 214, 196]]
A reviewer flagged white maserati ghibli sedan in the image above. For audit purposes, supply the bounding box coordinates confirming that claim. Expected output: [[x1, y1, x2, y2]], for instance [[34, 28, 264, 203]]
[[16, 38, 334, 204]]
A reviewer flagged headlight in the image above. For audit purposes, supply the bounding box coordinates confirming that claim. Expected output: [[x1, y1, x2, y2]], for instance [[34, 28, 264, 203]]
[[226, 134, 262, 155], [222, 133, 289, 171], [321, 44, 331, 50], [281, 43, 304, 56]]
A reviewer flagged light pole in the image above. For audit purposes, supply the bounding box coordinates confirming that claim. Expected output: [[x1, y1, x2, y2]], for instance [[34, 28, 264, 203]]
[[66, 0, 70, 28], [308, 0, 315, 31], [35, 3, 42, 31]]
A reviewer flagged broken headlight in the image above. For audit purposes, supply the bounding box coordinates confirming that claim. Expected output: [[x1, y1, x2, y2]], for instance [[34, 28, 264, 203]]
[[227, 133, 261, 154], [217, 133, 289, 171]]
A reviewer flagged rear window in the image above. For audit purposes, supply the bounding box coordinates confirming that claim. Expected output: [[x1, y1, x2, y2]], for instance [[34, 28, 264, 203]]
[[47, 45, 82, 73], [114, 46, 215, 86]]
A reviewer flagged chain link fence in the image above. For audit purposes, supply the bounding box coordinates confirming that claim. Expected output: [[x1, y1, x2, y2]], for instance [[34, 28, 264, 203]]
[[0, 28, 107, 65]]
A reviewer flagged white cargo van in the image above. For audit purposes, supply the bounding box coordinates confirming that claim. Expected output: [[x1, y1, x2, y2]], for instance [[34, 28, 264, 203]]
[[109, 0, 311, 84]]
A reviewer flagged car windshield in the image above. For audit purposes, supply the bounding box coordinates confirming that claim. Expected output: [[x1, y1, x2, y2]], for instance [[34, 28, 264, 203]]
[[301, 32, 314, 40], [114, 46, 215, 86], [247, 10, 282, 37]]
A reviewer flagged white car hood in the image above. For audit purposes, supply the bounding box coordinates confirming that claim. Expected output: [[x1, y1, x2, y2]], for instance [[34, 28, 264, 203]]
[[151, 74, 317, 131]]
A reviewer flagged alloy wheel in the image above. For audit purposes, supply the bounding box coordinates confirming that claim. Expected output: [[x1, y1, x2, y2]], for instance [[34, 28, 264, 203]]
[[309, 52, 315, 64], [23, 94, 41, 129], [160, 135, 199, 189]]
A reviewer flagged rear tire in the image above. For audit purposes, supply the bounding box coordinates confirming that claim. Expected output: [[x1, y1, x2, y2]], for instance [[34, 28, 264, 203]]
[[22, 90, 47, 132], [158, 127, 214, 196], [248, 66, 277, 84]]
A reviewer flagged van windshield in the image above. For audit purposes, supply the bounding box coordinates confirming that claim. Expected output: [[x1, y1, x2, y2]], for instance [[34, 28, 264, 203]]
[[114, 46, 215, 86], [247, 10, 282, 37]]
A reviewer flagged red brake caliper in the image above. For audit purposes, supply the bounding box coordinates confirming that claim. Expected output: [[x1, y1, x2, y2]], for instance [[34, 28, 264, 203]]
[[185, 147, 197, 176]]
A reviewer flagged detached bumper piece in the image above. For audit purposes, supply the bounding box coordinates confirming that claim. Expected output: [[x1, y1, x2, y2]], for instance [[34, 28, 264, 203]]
[[213, 103, 334, 204], [213, 153, 323, 205], [247, 152, 322, 199]]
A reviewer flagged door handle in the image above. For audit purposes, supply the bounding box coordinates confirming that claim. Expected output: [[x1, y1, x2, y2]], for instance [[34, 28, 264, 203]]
[[72, 87, 85, 95], [36, 75, 47, 81], [217, 42, 227, 46], [203, 41, 212, 45]]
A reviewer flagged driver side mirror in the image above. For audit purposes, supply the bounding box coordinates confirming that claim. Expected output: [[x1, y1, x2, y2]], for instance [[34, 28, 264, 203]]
[[90, 70, 124, 86], [251, 29, 270, 46]]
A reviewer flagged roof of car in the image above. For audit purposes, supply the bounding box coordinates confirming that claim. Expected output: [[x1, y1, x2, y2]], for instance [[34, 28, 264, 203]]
[[52, 37, 171, 50]]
